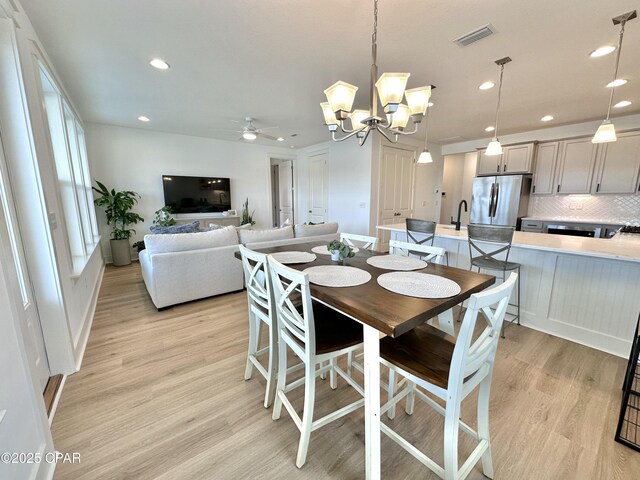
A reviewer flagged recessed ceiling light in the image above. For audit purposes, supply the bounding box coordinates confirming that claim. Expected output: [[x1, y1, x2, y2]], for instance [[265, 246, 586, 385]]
[[485, 126, 495, 132], [149, 58, 170, 70], [138, 116, 150, 122], [607, 78, 628, 88], [541, 115, 554, 122], [614, 100, 632, 108], [590, 45, 616, 58], [479, 81, 495, 90], [428, 102, 434, 107], [277, 137, 285, 142]]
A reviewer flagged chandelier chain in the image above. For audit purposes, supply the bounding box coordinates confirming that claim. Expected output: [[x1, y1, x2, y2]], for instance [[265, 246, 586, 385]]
[[493, 64, 505, 137]]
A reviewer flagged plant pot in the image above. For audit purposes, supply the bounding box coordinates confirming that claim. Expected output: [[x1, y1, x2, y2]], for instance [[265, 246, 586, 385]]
[[110, 239, 132, 266], [330, 250, 341, 262]]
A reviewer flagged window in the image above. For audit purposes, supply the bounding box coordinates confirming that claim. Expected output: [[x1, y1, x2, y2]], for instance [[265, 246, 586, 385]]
[[38, 65, 98, 271]]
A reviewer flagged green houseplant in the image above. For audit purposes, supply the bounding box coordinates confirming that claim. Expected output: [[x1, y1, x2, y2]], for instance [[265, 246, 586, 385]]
[[93, 180, 144, 266], [327, 240, 355, 262], [241, 197, 256, 226], [153, 206, 175, 227]]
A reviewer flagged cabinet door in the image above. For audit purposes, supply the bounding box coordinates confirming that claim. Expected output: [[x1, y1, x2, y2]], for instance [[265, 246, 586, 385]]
[[532, 142, 559, 194], [477, 150, 502, 175], [556, 138, 597, 194], [593, 131, 640, 194], [503, 143, 534, 174]]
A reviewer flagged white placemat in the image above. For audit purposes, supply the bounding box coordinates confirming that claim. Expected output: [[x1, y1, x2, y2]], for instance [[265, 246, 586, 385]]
[[311, 245, 359, 255], [377, 272, 461, 298], [303, 265, 371, 287], [366, 254, 427, 271], [270, 251, 317, 264]]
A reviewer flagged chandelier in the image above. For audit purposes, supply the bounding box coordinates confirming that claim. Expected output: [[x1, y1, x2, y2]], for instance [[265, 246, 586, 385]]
[[320, 0, 433, 146]]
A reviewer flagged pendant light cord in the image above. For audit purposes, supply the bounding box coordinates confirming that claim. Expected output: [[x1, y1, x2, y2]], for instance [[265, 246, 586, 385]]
[[493, 64, 505, 137], [606, 21, 626, 120], [423, 107, 429, 149]]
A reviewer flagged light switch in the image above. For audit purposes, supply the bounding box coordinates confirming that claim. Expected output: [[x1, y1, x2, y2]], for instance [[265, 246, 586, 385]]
[[359, 202, 366, 208]]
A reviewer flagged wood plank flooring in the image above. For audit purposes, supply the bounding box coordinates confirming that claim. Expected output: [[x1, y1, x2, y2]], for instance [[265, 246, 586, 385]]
[[51, 263, 640, 479]]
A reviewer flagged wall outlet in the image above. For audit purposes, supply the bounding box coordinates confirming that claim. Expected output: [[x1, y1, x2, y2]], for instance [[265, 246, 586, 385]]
[[359, 202, 366, 209], [422, 200, 427, 207]]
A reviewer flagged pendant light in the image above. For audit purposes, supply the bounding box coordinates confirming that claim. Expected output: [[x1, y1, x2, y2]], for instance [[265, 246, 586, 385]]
[[592, 10, 636, 144], [485, 57, 512, 156], [418, 98, 434, 163]]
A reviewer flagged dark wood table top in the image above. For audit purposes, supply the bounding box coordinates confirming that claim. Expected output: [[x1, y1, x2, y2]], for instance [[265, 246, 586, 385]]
[[236, 241, 495, 338]]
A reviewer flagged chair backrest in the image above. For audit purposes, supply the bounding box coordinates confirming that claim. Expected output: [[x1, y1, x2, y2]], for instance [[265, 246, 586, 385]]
[[406, 218, 436, 247], [389, 239, 445, 263], [340, 232, 378, 250], [467, 224, 515, 266], [267, 256, 316, 357], [449, 272, 517, 395], [239, 245, 272, 318]]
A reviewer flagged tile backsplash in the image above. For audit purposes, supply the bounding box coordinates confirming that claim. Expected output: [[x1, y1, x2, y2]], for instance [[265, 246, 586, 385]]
[[529, 194, 640, 225]]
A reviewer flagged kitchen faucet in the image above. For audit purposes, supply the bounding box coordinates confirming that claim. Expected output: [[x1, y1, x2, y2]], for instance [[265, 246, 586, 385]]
[[454, 200, 467, 231]]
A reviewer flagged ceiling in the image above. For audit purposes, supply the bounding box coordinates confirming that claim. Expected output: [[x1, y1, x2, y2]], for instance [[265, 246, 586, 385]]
[[21, 0, 640, 148]]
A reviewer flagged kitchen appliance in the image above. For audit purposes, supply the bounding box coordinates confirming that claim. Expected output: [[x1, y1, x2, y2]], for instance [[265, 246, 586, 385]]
[[470, 175, 532, 228], [545, 224, 600, 238], [619, 225, 640, 234]]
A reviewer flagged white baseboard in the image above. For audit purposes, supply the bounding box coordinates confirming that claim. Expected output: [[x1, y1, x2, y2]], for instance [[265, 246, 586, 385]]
[[47, 374, 67, 425]]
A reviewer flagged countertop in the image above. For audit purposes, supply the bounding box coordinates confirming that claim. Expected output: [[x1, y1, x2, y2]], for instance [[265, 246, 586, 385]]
[[377, 223, 640, 263], [522, 217, 625, 226]]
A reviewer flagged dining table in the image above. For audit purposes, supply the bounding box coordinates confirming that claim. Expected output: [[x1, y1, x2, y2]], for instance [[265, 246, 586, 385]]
[[241, 241, 495, 480]]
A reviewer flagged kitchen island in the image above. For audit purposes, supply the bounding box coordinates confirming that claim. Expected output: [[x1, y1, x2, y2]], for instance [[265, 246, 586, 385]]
[[378, 223, 640, 357]]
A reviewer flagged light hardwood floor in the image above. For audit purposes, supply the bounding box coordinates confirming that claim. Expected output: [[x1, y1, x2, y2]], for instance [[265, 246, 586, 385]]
[[51, 264, 640, 479]]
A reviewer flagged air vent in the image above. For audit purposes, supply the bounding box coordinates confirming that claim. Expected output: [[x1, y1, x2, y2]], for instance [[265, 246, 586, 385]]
[[453, 24, 496, 47], [438, 136, 468, 144]]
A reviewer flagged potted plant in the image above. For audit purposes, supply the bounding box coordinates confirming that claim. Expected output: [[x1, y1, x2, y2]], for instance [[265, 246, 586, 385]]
[[93, 181, 144, 266], [241, 197, 256, 226], [153, 206, 175, 227], [327, 240, 355, 262]]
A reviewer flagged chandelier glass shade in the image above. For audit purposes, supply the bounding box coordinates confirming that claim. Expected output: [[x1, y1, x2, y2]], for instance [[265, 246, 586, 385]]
[[320, 0, 433, 146], [592, 10, 636, 144]]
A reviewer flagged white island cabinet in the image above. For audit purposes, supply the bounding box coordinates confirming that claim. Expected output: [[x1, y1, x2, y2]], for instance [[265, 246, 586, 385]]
[[377, 223, 640, 358]]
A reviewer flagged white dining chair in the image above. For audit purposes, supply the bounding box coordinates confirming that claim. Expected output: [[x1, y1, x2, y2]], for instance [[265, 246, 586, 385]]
[[267, 255, 365, 468], [239, 245, 278, 408], [389, 239, 445, 263], [380, 273, 517, 480], [340, 232, 379, 250]]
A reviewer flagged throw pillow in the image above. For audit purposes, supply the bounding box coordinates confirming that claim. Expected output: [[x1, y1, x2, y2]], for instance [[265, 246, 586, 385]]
[[144, 226, 238, 254], [294, 222, 339, 238], [150, 220, 200, 235], [237, 225, 294, 244]]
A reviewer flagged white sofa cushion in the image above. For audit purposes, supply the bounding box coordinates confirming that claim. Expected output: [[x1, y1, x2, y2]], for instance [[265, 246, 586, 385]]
[[238, 225, 293, 244], [294, 222, 339, 238], [144, 226, 238, 254]]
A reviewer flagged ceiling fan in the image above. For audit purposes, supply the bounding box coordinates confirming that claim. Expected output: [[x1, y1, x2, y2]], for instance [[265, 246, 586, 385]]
[[228, 117, 283, 142]]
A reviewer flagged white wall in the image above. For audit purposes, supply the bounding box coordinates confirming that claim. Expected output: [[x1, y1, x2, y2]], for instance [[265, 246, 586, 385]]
[[440, 152, 476, 225], [85, 123, 293, 260]]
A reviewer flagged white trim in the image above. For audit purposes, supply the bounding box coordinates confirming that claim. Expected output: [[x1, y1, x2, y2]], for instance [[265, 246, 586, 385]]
[[74, 261, 104, 369], [47, 374, 67, 425]]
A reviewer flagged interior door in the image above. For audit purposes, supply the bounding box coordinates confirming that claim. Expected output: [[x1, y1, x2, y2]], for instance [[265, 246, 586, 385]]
[[278, 160, 294, 226], [378, 146, 415, 247], [270, 165, 279, 227], [308, 153, 327, 223], [0, 136, 49, 392]]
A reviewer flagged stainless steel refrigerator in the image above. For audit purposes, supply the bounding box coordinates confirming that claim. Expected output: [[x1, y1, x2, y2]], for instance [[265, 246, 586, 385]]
[[470, 175, 532, 227]]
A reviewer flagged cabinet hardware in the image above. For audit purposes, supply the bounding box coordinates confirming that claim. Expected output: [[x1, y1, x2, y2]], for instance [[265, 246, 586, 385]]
[[496, 165, 500, 173], [596, 183, 600, 192], [557, 185, 560, 193], [503, 164, 506, 172], [532, 185, 536, 194]]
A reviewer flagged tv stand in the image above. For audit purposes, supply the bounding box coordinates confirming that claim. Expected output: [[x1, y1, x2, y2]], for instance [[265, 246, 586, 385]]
[[175, 213, 241, 228]]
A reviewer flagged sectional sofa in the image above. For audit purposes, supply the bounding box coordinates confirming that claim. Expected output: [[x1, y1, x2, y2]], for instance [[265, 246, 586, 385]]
[[139, 223, 339, 309]]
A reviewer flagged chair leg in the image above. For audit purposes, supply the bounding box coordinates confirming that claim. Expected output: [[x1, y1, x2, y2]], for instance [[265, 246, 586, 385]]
[[405, 381, 416, 415], [244, 314, 259, 380], [501, 271, 507, 339], [272, 334, 288, 421], [320, 361, 327, 380], [443, 400, 461, 480], [347, 351, 353, 377], [264, 321, 277, 408], [330, 358, 337, 390], [387, 368, 397, 419], [296, 362, 317, 468], [478, 377, 494, 479], [516, 266, 521, 326]]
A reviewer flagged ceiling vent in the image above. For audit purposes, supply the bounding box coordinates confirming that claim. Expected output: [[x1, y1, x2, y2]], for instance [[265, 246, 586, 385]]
[[453, 24, 496, 47]]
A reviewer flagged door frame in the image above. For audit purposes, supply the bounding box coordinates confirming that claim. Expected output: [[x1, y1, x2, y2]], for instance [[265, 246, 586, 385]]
[[306, 149, 329, 224], [267, 155, 296, 227]]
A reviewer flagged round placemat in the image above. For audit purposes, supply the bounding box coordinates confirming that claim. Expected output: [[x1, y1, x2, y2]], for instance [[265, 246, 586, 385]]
[[303, 265, 371, 287], [377, 272, 461, 298], [270, 251, 317, 264], [366, 255, 427, 271], [311, 245, 359, 255]]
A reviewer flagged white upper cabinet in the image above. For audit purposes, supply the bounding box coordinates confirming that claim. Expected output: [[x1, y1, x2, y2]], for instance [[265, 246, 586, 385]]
[[476, 143, 536, 176], [532, 141, 559, 195], [592, 131, 640, 194], [555, 137, 598, 194]]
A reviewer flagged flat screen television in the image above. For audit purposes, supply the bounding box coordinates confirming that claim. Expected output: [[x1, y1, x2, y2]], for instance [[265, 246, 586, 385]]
[[162, 175, 231, 214]]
